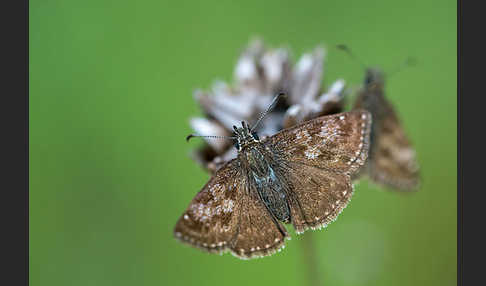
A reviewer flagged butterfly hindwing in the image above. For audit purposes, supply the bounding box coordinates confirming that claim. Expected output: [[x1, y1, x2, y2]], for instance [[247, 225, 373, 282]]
[[231, 179, 289, 259], [368, 99, 420, 190], [284, 162, 354, 234]]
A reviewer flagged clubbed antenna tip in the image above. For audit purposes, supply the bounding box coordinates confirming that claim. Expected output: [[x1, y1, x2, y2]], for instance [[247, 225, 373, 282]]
[[186, 134, 195, 142], [336, 44, 367, 70], [185, 134, 237, 142], [405, 57, 418, 67], [336, 44, 349, 52]]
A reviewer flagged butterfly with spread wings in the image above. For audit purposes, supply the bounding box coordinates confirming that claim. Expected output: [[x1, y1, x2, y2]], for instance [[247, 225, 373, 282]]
[[352, 68, 420, 191], [174, 96, 372, 259]]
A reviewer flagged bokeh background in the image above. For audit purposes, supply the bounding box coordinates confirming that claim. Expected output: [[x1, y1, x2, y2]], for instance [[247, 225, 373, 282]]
[[30, 0, 456, 285]]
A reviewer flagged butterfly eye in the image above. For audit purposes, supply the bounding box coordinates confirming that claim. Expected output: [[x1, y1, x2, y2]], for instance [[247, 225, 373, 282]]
[[252, 132, 259, 140], [365, 75, 373, 85], [234, 141, 240, 150]]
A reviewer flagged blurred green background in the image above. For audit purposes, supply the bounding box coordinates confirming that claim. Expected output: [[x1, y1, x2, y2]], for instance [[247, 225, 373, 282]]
[[30, 0, 456, 285]]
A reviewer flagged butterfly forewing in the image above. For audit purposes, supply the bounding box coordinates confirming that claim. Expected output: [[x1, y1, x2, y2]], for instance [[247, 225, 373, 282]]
[[174, 160, 241, 253], [266, 110, 372, 175]]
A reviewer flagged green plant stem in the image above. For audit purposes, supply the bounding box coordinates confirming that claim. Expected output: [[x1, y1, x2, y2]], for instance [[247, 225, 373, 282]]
[[301, 232, 322, 286]]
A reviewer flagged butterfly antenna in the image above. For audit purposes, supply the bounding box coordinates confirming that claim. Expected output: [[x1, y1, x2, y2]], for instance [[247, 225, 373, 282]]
[[336, 44, 367, 70], [186, 134, 236, 142], [386, 57, 418, 79], [250, 92, 286, 132]]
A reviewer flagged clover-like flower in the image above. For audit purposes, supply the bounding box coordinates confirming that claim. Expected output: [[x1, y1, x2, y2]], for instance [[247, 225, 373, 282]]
[[189, 39, 347, 173]]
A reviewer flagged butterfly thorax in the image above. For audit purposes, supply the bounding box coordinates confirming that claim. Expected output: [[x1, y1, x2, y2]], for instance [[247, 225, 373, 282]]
[[364, 68, 385, 88]]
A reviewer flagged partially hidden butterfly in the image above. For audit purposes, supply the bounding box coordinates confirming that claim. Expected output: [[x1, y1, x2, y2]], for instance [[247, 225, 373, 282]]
[[352, 68, 420, 191], [174, 94, 372, 259]]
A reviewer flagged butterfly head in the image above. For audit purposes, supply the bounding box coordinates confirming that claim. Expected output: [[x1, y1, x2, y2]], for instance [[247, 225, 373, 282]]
[[364, 68, 385, 88], [233, 121, 260, 151]]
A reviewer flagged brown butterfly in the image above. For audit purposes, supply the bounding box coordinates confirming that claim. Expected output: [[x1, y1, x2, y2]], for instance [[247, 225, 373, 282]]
[[352, 68, 420, 190], [174, 95, 372, 259]]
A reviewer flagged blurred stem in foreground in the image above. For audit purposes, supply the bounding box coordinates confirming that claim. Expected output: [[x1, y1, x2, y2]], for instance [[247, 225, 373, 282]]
[[301, 232, 322, 286]]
